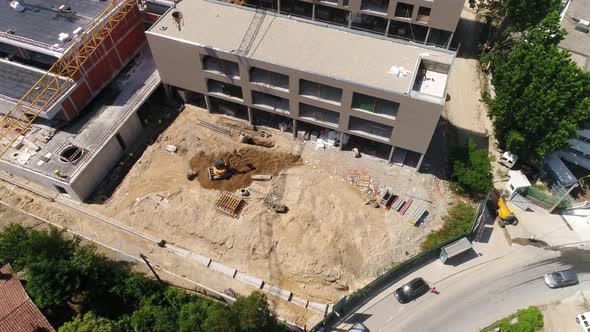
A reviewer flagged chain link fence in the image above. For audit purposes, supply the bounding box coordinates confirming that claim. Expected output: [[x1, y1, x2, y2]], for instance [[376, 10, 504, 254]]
[[311, 191, 493, 331]]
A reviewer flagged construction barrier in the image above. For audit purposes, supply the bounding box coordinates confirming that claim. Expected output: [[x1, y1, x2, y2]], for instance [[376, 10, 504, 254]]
[[312, 191, 493, 331]]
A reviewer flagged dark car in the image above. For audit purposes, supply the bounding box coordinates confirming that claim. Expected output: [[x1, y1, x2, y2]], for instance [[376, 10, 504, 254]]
[[544, 270, 579, 288], [394, 277, 430, 304]]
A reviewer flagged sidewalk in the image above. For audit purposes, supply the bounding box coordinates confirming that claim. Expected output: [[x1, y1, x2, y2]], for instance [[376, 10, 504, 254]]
[[506, 201, 585, 248], [334, 216, 512, 330]]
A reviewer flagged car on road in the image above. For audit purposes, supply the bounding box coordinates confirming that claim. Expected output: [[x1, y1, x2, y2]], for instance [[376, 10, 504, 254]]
[[544, 270, 579, 288], [576, 312, 590, 332], [394, 277, 430, 304]]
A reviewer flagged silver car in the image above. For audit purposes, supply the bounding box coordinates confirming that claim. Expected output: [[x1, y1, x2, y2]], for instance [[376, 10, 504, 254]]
[[544, 270, 579, 288]]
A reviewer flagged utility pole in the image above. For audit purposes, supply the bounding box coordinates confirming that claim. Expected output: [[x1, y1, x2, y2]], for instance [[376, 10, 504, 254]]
[[140, 253, 163, 284]]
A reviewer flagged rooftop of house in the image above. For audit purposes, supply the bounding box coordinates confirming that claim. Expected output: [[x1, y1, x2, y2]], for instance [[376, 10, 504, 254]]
[[148, 0, 455, 97], [0, 0, 113, 56], [0, 264, 55, 332], [560, 0, 590, 71], [0, 46, 160, 184]]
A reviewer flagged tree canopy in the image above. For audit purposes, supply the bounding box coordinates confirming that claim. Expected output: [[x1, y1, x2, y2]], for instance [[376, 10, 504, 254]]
[[469, 0, 560, 32], [0, 224, 289, 332], [450, 139, 493, 196], [483, 12, 590, 159]]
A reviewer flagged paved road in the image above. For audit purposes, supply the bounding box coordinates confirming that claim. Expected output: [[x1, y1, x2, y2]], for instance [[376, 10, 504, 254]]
[[335, 238, 590, 332]]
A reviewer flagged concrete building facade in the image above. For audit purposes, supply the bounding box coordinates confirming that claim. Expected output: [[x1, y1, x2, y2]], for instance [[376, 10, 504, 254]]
[[0, 0, 161, 201], [147, 0, 455, 168], [232, 0, 464, 48]]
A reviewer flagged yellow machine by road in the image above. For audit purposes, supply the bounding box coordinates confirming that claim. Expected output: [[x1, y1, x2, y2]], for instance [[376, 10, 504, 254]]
[[497, 197, 518, 227]]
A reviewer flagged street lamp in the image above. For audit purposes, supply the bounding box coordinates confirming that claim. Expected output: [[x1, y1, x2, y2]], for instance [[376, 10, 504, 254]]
[[549, 174, 590, 213]]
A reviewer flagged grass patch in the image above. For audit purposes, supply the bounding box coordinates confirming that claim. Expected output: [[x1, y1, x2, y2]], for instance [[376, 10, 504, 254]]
[[481, 306, 543, 332], [421, 201, 475, 251]]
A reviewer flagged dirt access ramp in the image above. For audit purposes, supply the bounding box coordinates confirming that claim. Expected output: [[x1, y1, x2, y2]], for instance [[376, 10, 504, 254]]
[[90, 105, 442, 304]]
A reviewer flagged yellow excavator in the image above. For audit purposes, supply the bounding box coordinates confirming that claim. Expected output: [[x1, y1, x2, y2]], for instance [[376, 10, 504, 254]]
[[208, 151, 241, 181], [497, 197, 518, 227]]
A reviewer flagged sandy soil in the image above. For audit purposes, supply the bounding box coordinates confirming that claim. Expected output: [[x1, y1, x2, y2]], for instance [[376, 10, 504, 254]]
[[88, 105, 453, 303], [541, 291, 589, 332]]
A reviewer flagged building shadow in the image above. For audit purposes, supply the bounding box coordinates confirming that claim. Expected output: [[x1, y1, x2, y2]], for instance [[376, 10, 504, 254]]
[[450, 17, 489, 59], [420, 117, 490, 179]]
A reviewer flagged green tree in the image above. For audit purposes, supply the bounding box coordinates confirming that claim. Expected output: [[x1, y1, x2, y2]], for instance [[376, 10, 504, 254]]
[[202, 304, 238, 332], [58, 312, 118, 332], [0, 223, 30, 270], [231, 292, 287, 332], [128, 304, 179, 332], [178, 300, 211, 332], [485, 13, 590, 159], [469, 0, 559, 31], [450, 140, 493, 196]]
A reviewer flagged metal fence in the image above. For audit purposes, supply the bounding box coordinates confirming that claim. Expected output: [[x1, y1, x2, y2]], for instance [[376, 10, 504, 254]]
[[312, 191, 492, 331]]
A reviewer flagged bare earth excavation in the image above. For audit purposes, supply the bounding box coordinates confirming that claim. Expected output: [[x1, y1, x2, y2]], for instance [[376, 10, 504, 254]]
[[89, 105, 452, 303]]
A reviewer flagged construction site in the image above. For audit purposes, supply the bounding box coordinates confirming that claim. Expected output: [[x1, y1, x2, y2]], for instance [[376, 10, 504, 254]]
[[0, 0, 460, 327]]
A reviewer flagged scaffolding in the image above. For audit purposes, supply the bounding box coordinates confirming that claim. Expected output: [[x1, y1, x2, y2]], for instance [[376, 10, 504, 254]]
[[0, 0, 139, 159]]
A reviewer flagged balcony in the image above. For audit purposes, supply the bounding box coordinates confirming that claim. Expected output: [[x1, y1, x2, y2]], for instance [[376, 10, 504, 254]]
[[299, 103, 340, 127], [299, 79, 342, 105], [202, 56, 240, 79], [207, 79, 243, 101], [417, 6, 431, 23], [252, 91, 290, 114], [351, 93, 399, 119], [394, 2, 414, 18], [348, 116, 393, 141], [360, 0, 389, 14], [250, 67, 289, 91]]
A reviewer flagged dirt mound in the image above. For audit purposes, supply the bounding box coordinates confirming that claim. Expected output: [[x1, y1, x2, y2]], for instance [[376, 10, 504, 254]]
[[189, 147, 301, 191]]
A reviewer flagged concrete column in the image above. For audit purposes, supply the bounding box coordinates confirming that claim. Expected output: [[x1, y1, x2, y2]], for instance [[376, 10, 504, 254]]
[[204, 95, 212, 113], [388, 145, 395, 164], [339, 132, 345, 150], [247, 107, 254, 125], [163, 83, 174, 103], [277, 0, 281, 13], [424, 27, 430, 44], [292, 119, 298, 139], [312, 4, 316, 20], [348, 12, 353, 28], [384, 19, 391, 36], [416, 153, 425, 172], [446, 32, 454, 49]]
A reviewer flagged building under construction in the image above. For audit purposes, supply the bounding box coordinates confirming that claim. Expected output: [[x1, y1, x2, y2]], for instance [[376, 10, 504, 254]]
[[147, 0, 457, 169], [0, 0, 162, 201]]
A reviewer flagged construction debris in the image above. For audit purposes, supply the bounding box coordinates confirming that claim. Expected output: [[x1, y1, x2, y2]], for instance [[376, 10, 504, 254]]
[[214, 191, 247, 218], [252, 174, 272, 181], [186, 169, 198, 181], [198, 120, 231, 136], [164, 145, 177, 153], [352, 148, 361, 158]]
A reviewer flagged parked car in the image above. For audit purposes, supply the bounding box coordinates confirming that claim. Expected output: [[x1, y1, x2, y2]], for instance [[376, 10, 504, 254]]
[[544, 270, 579, 288], [577, 312, 590, 332], [394, 277, 430, 304], [349, 323, 369, 331]]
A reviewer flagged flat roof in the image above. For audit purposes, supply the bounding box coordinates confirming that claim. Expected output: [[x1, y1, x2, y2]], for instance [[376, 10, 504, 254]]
[[0, 58, 72, 117], [0, 46, 160, 182], [148, 0, 455, 95], [0, 0, 111, 54], [560, 0, 590, 71]]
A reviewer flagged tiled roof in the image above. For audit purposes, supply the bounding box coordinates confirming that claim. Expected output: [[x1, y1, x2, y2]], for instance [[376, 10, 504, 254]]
[[0, 264, 55, 332]]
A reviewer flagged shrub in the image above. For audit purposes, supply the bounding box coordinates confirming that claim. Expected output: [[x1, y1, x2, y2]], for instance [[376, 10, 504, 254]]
[[421, 201, 476, 251], [450, 139, 493, 196], [481, 306, 544, 332]]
